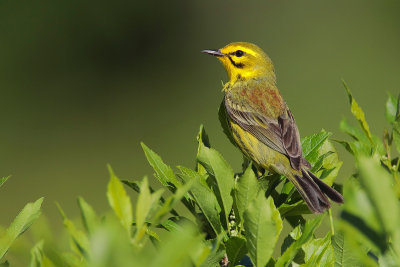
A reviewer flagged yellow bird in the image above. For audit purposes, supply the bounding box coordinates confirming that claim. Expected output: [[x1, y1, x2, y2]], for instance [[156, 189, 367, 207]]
[[202, 42, 343, 213]]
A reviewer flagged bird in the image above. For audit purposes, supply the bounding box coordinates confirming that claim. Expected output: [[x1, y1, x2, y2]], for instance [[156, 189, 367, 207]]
[[202, 42, 344, 213]]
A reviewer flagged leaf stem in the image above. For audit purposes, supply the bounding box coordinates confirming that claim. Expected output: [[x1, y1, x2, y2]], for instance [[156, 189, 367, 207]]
[[328, 209, 334, 236]]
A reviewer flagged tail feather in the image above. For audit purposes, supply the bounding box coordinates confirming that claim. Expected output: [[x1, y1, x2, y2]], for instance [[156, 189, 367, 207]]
[[292, 170, 330, 213], [307, 171, 344, 204], [290, 169, 343, 213]]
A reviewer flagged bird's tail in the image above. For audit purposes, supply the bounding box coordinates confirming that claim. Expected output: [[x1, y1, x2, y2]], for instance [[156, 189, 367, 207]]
[[291, 169, 344, 213]]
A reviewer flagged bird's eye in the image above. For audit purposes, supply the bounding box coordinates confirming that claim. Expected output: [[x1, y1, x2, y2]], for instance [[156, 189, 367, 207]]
[[235, 50, 244, 57]]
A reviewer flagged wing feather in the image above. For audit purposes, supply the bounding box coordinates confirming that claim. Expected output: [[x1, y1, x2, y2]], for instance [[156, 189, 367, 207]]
[[225, 96, 306, 170]]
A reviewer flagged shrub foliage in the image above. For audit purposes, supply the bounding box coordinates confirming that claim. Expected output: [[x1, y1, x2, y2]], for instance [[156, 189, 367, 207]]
[[1, 85, 400, 266]]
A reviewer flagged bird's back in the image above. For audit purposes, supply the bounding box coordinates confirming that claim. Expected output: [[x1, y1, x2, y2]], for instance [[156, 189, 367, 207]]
[[224, 78, 295, 173], [225, 78, 286, 119]]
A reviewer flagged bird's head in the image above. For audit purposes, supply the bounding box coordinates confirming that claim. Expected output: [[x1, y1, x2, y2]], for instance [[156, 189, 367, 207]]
[[202, 42, 276, 83]]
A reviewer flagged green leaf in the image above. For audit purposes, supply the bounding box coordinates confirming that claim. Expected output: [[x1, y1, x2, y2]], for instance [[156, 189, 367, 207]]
[[151, 179, 193, 224], [122, 179, 141, 192], [302, 233, 334, 267], [310, 151, 334, 173], [276, 215, 324, 267], [106, 165, 133, 235], [334, 140, 356, 155], [225, 236, 247, 266], [29, 240, 45, 267], [340, 178, 384, 252], [314, 139, 343, 186], [197, 126, 235, 228], [342, 81, 373, 144], [29, 241, 62, 267], [77, 197, 99, 235], [379, 249, 400, 267], [340, 155, 400, 267], [234, 164, 259, 222], [0, 197, 43, 259], [199, 233, 226, 267], [278, 202, 311, 217], [0, 176, 9, 189], [145, 228, 160, 244], [199, 246, 225, 267], [41, 248, 77, 267], [295, 215, 324, 243], [141, 142, 181, 189], [56, 203, 90, 258], [357, 156, 399, 238], [339, 119, 372, 156], [178, 166, 224, 236], [244, 195, 282, 267], [148, 225, 207, 267], [385, 93, 399, 124], [301, 130, 332, 165], [340, 119, 370, 144], [280, 226, 301, 258], [337, 223, 379, 267], [134, 176, 164, 242], [196, 125, 210, 175], [191, 239, 216, 267], [158, 217, 190, 232], [87, 216, 137, 267], [332, 232, 363, 267], [123, 180, 181, 217]]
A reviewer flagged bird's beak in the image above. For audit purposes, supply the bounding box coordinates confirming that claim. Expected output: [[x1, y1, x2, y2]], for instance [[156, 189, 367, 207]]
[[201, 49, 226, 57]]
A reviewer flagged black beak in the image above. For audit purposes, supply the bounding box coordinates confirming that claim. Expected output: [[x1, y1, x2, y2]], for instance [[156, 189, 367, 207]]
[[201, 49, 226, 57]]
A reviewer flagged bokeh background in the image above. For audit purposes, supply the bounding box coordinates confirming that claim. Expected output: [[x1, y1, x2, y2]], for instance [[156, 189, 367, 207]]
[[1, 0, 400, 227]]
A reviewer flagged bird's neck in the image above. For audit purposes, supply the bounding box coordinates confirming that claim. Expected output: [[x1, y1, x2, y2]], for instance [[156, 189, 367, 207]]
[[223, 74, 276, 93]]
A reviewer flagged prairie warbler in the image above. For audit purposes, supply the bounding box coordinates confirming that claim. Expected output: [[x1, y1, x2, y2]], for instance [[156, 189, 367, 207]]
[[202, 42, 343, 213]]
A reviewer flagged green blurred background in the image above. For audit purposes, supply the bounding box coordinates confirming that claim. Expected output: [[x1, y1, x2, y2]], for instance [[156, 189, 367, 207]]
[[1, 0, 400, 226]]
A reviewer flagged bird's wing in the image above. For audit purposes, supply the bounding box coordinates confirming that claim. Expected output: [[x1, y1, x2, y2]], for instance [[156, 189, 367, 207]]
[[277, 109, 305, 169], [225, 97, 306, 170]]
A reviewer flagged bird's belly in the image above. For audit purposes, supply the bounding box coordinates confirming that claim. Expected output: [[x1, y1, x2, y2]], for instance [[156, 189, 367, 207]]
[[229, 121, 291, 173]]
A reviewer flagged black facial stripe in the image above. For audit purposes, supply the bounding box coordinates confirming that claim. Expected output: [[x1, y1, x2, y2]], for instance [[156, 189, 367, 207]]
[[235, 50, 244, 57], [228, 56, 244, 68], [229, 50, 244, 57]]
